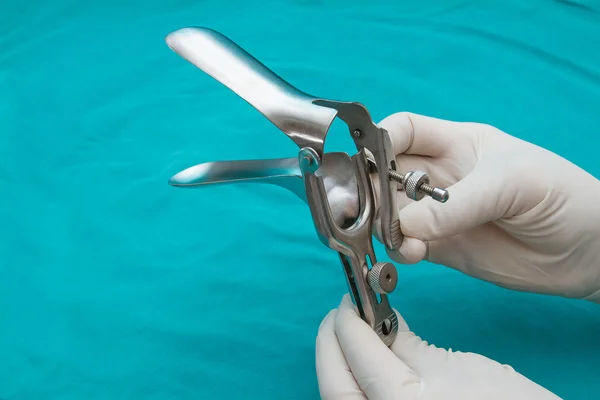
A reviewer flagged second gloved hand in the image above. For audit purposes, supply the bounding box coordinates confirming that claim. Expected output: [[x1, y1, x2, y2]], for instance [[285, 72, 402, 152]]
[[372, 113, 600, 302], [316, 295, 560, 400]]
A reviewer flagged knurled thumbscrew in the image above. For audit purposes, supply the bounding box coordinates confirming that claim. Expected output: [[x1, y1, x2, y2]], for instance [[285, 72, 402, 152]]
[[388, 170, 449, 203], [368, 262, 398, 294]]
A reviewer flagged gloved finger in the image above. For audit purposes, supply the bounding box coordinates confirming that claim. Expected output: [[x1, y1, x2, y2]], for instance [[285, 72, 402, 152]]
[[380, 151, 456, 263], [378, 112, 473, 157], [315, 309, 366, 400], [369, 171, 407, 248], [388, 308, 451, 377], [386, 237, 427, 264], [398, 156, 545, 242], [388, 307, 565, 399], [427, 223, 557, 294], [335, 294, 422, 399], [371, 190, 427, 264], [369, 155, 445, 253]]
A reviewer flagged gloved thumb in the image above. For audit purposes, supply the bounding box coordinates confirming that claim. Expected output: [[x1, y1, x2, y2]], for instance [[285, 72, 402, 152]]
[[334, 295, 422, 399], [393, 157, 542, 263]]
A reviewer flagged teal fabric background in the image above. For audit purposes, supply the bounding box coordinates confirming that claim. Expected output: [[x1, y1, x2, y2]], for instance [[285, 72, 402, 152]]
[[1, 0, 600, 398]]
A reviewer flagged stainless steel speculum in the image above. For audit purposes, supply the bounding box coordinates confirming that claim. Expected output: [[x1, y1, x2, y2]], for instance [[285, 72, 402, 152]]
[[165, 27, 449, 346]]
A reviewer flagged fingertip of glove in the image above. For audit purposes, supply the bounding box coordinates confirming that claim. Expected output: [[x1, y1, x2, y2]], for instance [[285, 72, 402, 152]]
[[338, 293, 357, 312], [335, 298, 363, 331], [386, 237, 427, 264], [397, 201, 433, 236], [318, 309, 337, 334], [377, 112, 415, 155]]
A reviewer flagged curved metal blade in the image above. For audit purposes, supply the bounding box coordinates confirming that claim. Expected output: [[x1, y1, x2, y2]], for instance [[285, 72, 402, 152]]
[[165, 27, 338, 157], [169, 152, 360, 228], [169, 157, 306, 201]]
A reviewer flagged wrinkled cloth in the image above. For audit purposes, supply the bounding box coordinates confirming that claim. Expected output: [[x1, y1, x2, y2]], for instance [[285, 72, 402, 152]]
[[1, 1, 600, 399]]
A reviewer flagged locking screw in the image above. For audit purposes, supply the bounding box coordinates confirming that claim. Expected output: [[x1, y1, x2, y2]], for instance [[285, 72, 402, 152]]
[[388, 169, 449, 203]]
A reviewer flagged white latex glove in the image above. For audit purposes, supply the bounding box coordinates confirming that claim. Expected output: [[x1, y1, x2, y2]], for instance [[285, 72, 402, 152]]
[[316, 294, 561, 400], [373, 113, 600, 302]]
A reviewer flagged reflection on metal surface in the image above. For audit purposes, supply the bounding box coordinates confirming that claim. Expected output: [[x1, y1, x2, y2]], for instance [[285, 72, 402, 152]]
[[169, 153, 360, 229], [165, 26, 449, 345], [166, 27, 337, 158]]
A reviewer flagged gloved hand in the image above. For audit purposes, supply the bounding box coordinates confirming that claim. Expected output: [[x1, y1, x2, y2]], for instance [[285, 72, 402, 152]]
[[372, 112, 600, 302], [316, 294, 561, 400]]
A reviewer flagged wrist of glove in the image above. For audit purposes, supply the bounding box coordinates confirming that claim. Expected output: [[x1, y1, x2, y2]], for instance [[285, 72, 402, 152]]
[[316, 295, 561, 400]]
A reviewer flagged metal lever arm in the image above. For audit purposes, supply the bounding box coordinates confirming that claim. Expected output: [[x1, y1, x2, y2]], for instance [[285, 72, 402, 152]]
[[166, 26, 404, 251], [166, 27, 337, 158], [163, 27, 451, 345], [168, 153, 361, 228], [315, 100, 403, 250], [298, 147, 398, 345]]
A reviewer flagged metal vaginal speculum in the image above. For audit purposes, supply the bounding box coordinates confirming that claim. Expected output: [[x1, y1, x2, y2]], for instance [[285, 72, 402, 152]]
[[166, 27, 449, 346]]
